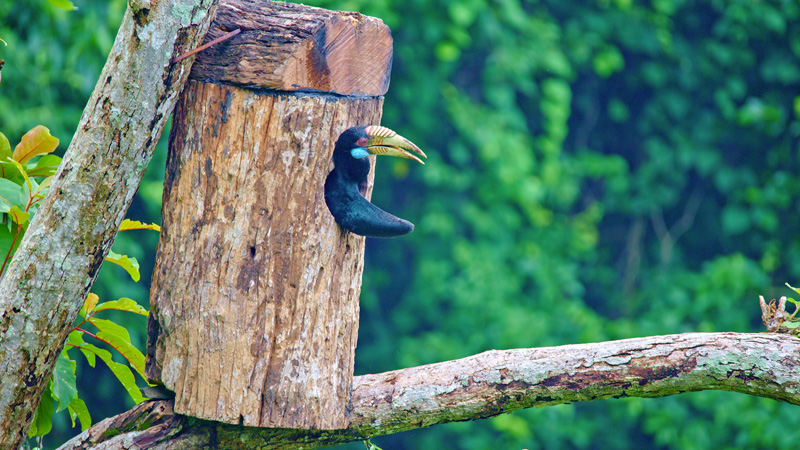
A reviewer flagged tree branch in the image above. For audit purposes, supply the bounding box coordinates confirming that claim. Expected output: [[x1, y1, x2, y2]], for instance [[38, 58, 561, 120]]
[[0, 1, 219, 447], [58, 332, 800, 450]]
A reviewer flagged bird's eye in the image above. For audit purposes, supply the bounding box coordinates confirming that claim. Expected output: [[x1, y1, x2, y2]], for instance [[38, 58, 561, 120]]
[[350, 148, 370, 159]]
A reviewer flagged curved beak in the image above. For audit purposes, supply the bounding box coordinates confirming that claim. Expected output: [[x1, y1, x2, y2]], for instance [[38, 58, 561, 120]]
[[365, 125, 427, 165]]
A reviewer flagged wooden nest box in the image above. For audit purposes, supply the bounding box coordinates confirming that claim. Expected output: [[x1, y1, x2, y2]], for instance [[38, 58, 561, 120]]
[[144, 0, 393, 430]]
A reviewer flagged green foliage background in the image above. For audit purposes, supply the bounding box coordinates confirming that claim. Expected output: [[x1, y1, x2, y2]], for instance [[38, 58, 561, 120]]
[[3, 0, 800, 448]]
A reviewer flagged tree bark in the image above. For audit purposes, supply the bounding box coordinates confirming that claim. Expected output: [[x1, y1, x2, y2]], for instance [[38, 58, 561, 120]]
[[145, 1, 393, 429], [0, 1, 219, 448], [146, 81, 382, 429], [190, 0, 393, 94], [58, 332, 800, 450]]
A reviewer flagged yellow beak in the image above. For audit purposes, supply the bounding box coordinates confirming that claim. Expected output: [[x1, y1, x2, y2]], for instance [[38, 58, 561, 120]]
[[365, 125, 427, 165]]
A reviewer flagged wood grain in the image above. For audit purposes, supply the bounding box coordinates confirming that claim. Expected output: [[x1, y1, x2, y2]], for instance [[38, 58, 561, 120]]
[[146, 80, 383, 429], [190, 0, 393, 96]]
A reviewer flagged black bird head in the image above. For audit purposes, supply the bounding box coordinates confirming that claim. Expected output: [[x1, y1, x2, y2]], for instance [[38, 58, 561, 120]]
[[325, 125, 426, 238]]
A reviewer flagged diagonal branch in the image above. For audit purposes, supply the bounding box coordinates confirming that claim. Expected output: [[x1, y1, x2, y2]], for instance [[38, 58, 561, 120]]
[[0, 1, 219, 447], [58, 332, 800, 450]]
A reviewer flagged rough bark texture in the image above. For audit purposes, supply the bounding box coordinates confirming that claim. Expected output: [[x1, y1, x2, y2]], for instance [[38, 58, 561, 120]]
[[145, 1, 392, 430], [146, 79, 383, 429], [190, 0, 393, 95], [59, 332, 800, 450], [0, 1, 218, 448]]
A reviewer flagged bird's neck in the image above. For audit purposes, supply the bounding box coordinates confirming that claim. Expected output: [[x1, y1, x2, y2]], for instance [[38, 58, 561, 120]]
[[345, 156, 371, 183]]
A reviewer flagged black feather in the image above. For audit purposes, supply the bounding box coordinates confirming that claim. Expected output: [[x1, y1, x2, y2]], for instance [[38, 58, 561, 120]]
[[324, 126, 415, 238]]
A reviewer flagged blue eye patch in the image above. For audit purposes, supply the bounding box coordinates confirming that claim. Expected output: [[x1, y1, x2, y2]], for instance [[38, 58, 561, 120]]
[[350, 148, 370, 159]]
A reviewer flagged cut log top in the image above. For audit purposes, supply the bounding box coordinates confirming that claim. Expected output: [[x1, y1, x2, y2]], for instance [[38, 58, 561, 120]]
[[190, 0, 393, 96]]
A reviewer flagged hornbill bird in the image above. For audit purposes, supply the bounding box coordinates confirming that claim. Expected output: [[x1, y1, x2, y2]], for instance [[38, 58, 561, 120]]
[[325, 125, 426, 237]]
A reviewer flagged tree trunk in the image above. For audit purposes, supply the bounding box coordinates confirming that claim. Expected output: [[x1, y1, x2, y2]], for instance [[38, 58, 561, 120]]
[[145, 0, 392, 430], [0, 1, 218, 448], [58, 332, 800, 450]]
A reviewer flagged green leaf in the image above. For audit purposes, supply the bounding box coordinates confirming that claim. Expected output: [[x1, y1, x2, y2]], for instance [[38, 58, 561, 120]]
[[67, 396, 91, 431], [364, 439, 384, 450], [0, 160, 23, 184], [47, 0, 77, 10], [27, 154, 62, 178], [7, 158, 33, 195], [0, 225, 20, 268], [782, 322, 800, 329], [0, 178, 23, 208], [32, 176, 52, 199], [593, 46, 625, 78], [0, 132, 10, 160], [73, 341, 145, 403], [0, 194, 12, 214], [94, 297, 149, 316], [89, 317, 147, 377], [105, 251, 141, 282], [0, 158, 34, 203], [13, 125, 60, 165], [95, 297, 150, 316], [21, 176, 38, 207], [8, 205, 29, 227], [67, 330, 95, 367], [787, 283, 800, 296], [28, 388, 54, 437], [120, 219, 161, 232], [52, 351, 78, 412]]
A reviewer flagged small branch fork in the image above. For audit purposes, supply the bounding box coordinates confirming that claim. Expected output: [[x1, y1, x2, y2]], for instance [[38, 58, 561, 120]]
[[171, 28, 241, 64], [58, 332, 800, 450], [759, 295, 800, 334]]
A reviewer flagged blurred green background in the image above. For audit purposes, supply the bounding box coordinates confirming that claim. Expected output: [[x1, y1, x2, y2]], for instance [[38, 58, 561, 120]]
[[3, 0, 800, 448]]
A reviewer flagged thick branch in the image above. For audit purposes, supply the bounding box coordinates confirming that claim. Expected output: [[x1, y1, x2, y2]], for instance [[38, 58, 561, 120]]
[[0, 1, 218, 447], [59, 332, 800, 450]]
